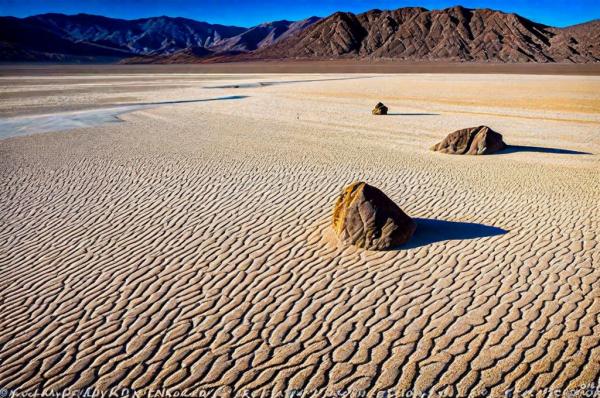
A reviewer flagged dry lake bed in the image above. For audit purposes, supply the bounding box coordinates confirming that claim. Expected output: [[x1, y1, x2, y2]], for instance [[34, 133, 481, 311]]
[[0, 67, 599, 396]]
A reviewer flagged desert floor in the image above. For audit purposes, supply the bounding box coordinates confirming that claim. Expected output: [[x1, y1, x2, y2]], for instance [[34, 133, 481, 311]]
[[0, 70, 599, 397]]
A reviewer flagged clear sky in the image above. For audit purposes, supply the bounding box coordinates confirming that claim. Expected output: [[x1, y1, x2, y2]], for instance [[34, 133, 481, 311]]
[[1, 0, 598, 28]]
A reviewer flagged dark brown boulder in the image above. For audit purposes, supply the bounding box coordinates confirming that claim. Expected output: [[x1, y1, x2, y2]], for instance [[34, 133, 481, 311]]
[[332, 182, 416, 250], [372, 102, 388, 115], [431, 125, 506, 155]]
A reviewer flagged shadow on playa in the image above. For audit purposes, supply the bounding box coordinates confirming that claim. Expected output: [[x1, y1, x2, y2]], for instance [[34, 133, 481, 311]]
[[205, 76, 375, 89], [386, 112, 440, 116], [397, 218, 508, 249], [498, 145, 591, 155]]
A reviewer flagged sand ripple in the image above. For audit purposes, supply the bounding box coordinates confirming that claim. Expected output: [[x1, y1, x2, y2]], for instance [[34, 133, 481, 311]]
[[0, 73, 599, 396]]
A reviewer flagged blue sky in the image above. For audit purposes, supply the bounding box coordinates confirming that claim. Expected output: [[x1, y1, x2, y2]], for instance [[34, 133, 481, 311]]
[[1, 0, 598, 27]]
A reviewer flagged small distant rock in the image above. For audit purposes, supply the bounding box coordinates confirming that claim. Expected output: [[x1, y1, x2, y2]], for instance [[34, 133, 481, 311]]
[[372, 102, 388, 115], [332, 182, 416, 250], [431, 125, 506, 155]]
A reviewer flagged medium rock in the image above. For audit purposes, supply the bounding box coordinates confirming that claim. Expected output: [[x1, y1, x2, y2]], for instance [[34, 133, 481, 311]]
[[332, 182, 416, 250], [431, 125, 506, 155], [372, 102, 388, 115]]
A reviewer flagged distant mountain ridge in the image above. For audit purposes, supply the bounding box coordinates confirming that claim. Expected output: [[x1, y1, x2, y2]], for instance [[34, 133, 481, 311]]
[[0, 13, 320, 61], [25, 13, 246, 55], [1, 7, 599, 63]]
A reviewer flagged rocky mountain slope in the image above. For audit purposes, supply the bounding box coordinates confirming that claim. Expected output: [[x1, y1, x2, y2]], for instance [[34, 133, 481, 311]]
[[121, 16, 322, 64], [1, 7, 598, 63], [251, 6, 600, 63], [210, 17, 321, 53]]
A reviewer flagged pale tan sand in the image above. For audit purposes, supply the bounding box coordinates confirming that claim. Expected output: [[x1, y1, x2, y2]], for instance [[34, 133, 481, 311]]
[[0, 72, 599, 396]]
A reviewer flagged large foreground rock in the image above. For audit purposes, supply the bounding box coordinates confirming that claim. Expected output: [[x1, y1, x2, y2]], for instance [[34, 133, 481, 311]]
[[431, 125, 506, 155], [372, 102, 388, 115], [332, 182, 416, 250]]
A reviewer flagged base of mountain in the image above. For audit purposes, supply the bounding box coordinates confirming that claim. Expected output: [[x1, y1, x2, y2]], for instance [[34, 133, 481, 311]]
[[3, 60, 600, 77], [112, 59, 600, 76], [119, 52, 600, 65]]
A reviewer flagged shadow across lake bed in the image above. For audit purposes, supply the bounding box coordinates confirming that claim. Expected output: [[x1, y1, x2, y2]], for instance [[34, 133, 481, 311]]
[[397, 218, 507, 249], [386, 113, 440, 116], [205, 76, 374, 89], [498, 145, 591, 155]]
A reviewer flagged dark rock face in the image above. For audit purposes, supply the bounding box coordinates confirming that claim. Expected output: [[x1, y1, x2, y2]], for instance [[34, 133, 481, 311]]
[[372, 102, 388, 115], [253, 6, 600, 63], [332, 182, 416, 250], [431, 126, 506, 155]]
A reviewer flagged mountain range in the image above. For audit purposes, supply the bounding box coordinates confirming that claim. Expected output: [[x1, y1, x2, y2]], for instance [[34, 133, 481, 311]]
[[1, 7, 599, 63], [0, 13, 320, 62]]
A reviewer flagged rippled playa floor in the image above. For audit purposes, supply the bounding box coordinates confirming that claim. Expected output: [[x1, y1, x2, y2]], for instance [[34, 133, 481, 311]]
[[0, 70, 599, 396]]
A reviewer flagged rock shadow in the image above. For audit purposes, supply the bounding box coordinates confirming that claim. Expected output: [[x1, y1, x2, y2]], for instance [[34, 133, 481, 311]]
[[397, 218, 507, 249], [386, 113, 440, 116], [205, 76, 374, 89], [498, 145, 591, 155]]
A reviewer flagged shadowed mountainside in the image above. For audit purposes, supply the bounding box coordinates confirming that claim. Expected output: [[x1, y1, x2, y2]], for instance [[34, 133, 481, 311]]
[[0, 16, 134, 62], [16, 13, 245, 55], [0, 13, 320, 62]]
